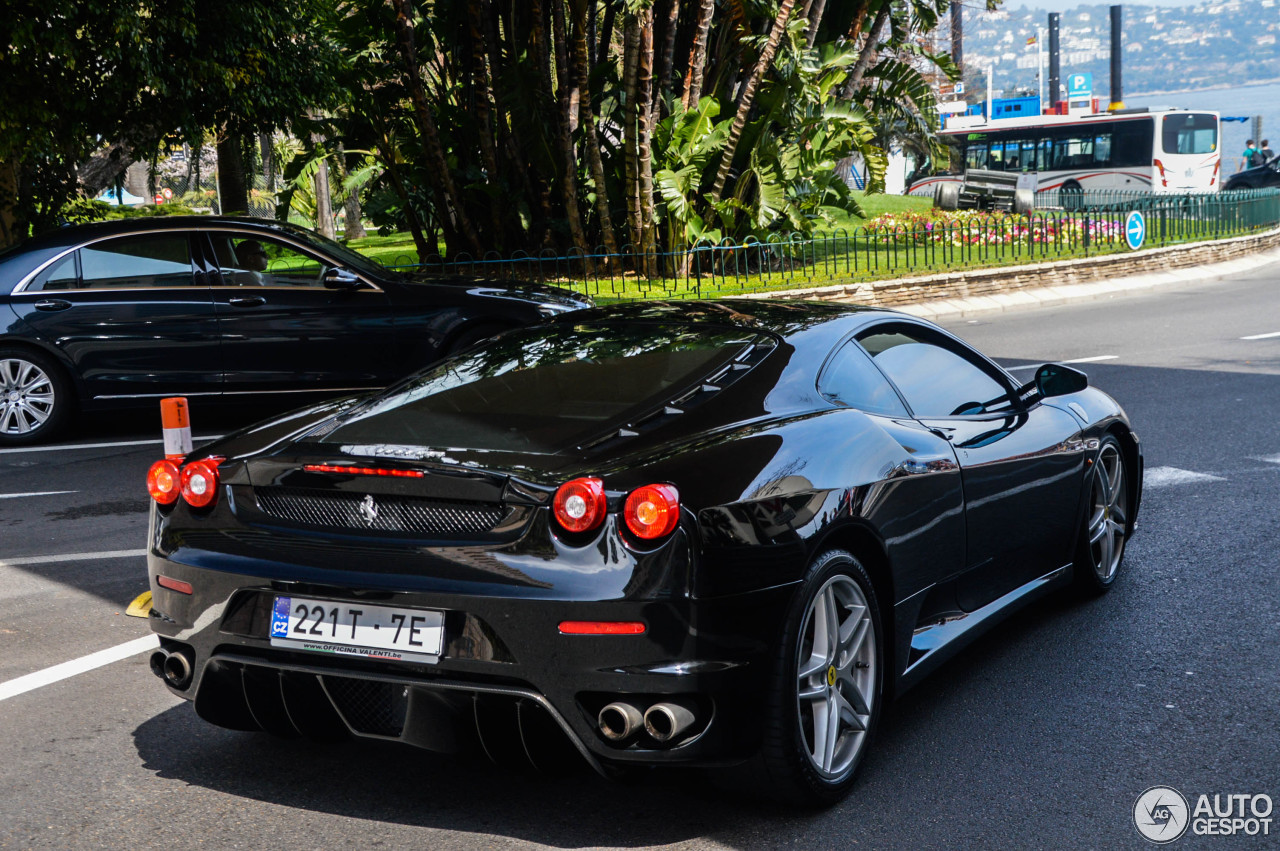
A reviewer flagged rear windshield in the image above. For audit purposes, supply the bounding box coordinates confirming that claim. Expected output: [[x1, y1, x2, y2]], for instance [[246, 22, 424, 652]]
[[319, 324, 761, 453], [1162, 113, 1217, 155]]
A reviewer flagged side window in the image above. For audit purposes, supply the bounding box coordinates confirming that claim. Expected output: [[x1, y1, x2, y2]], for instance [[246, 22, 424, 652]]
[[28, 253, 79, 291], [79, 235, 193, 288], [1094, 133, 1113, 166], [818, 340, 909, 417], [856, 325, 1016, 418], [210, 233, 328, 287]]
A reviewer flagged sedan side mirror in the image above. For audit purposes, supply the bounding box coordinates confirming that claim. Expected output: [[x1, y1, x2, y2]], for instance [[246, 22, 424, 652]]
[[322, 268, 362, 290], [1035, 363, 1089, 398]]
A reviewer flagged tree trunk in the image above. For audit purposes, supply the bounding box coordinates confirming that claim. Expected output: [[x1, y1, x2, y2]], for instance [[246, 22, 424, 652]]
[[653, 0, 680, 122], [311, 123, 335, 238], [466, 0, 505, 246], [622, 13, 642, 254], [570, 0, 618, 255], [336, 142, 366, 240], [842, 0, 891, 99], [680, 0, 715, 109], [375, 137, 431, 261], [484, 0, 550, 248], [390, 0, 482, 256], [636, 8, 658, 268], [710, 0, 798, 204], [805, 0, 829, 47], [596, 2, 617, 69], [260, 133, 275, 191], [550, 0, 589, 256], [0, 160, 18, 248], [77, 142, 132, 197], [215, 133, 249, 215]]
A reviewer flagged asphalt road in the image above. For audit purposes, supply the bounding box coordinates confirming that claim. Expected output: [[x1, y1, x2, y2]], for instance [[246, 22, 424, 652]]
[[2, 265, 1278, 849]]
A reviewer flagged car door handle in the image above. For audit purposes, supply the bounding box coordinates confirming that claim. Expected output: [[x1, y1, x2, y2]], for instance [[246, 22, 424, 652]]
[[228, 296, 267, 307], [34, 299, 71, 312]]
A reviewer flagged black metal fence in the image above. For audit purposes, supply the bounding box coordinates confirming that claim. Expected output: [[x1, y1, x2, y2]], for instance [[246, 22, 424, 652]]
[[390, 188, 1280, 301]]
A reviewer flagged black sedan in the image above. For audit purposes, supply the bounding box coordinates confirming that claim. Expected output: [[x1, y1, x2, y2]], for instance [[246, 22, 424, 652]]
[[1223, 158, 1280, 190], [0, 216, 590, 444], [143, 300, 1142, 805]]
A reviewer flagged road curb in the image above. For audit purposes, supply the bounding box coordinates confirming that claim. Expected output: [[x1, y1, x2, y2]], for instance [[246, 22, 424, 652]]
[[739, 224, 1280, 319]]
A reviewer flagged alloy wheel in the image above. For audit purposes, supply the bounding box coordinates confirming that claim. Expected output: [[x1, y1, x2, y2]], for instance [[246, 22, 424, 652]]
[[1087, 442, 1128, 583], [795, 574, 876, 778], [0, 357, 56, 436]]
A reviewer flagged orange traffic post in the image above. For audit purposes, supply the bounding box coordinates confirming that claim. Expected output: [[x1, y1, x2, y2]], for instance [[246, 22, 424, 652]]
[[160, 397, 192, 461]]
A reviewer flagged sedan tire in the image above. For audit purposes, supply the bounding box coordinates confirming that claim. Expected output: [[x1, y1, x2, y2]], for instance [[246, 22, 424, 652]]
[[1073, 435, 1131, 595], [0, 347, 72, 445], [754, 549, 883, 805]]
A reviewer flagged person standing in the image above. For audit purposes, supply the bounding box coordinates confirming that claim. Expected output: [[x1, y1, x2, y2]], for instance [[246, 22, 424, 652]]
[[1261, 140, 1275, 163], [1243, 140, 1259, 168]]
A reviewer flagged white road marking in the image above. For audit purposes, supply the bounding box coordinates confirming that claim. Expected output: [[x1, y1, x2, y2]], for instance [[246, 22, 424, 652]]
[[0, 549, 146, 568], [1005, 355, 1119, 372], [1143, 466, 1227, 488], [0, 635, 159, 703], [1240, 331, 1280, 340], [0, 436, 224, 456], [0, 491, 77, 500]]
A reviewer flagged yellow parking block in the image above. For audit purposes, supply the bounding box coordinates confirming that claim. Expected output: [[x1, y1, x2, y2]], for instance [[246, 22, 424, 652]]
[[125, 591, 152, 619]]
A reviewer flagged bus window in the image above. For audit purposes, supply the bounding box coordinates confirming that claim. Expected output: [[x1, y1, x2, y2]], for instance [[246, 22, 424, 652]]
[[1037, 138, 1052, 171], [1113, 118, 1155, 167], [1162, 113, 1217, 155], [1094, 134, 1112, 166], [1020, 140, 1037, 172], [966, 143, 988, 170], [990, 143, 1005, 169]]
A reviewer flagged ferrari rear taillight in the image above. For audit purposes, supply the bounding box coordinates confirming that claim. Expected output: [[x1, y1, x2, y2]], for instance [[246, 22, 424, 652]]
[[146, 460, 181, 505], [553, 477, 607, 533], [179, 459, 222, 508], [624, 484, 680, 540]]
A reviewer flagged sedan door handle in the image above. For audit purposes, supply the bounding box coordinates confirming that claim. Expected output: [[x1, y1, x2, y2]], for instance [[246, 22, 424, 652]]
[[34, 299, 71, 312], [228, 296, 267, 308]]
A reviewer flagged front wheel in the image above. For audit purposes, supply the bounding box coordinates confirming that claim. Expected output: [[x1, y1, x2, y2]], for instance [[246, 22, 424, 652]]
[[1073, 435, 1131, 594], [0, 347, 72, 446], [753, 549, 883, 806]]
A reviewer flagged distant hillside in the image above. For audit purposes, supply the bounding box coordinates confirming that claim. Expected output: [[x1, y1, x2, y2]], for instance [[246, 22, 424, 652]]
[[960, 1, 1280, 97]]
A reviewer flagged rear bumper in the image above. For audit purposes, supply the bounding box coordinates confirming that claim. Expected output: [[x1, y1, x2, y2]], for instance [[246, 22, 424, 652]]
[[147, 554, 796, 770]]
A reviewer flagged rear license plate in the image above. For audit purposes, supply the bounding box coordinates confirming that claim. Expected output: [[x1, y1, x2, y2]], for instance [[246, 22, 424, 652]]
[[269, 596, 443, 664]]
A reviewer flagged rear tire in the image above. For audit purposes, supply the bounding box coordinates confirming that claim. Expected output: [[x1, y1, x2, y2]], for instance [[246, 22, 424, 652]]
[[936, 183, 960, 211], [0, 346, 73, 446], [752, 549, 883, 806]]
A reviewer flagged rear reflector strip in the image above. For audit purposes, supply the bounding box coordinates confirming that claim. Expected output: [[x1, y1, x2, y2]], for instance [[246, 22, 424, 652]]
[[558, 621, 646, 635], [303, 464, 425, 478], [156, 575, 193, 595]]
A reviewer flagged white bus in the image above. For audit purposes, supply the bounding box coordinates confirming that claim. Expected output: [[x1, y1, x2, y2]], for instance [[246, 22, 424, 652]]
[[907, 108, 1221, 201]]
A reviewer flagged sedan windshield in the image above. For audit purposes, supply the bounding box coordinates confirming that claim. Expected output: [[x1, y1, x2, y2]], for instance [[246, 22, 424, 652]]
[[318, 324, 761, 453]]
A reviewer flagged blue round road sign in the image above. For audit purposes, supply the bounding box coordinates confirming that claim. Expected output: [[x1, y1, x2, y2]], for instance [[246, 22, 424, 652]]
[[1125, 210, 1146, 250]]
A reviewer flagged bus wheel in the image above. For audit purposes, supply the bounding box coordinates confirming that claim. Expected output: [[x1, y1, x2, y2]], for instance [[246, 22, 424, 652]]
[[1060, 181, 1084, 211]]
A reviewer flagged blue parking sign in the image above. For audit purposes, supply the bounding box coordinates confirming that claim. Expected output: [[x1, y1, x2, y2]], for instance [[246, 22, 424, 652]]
[[1125, 211, 1146, 250]]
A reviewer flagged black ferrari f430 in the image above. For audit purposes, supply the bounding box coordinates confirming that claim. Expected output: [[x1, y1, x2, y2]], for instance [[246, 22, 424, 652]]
[[144, 300, 1142, 804]]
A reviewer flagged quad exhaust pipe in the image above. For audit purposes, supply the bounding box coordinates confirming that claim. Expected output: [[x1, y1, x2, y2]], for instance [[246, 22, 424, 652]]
[[598, 701, 644, 742], [643, 700, 696, 744], [149, 646, 194, 689]]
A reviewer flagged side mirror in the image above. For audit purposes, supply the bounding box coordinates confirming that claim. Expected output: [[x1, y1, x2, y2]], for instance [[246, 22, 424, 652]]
[[322, 268, 362, 290], [1035, 363, 1089, 398]]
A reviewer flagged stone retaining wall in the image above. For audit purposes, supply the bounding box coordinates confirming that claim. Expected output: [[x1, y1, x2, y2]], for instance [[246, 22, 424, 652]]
[[745, 225, 1280, 307]]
